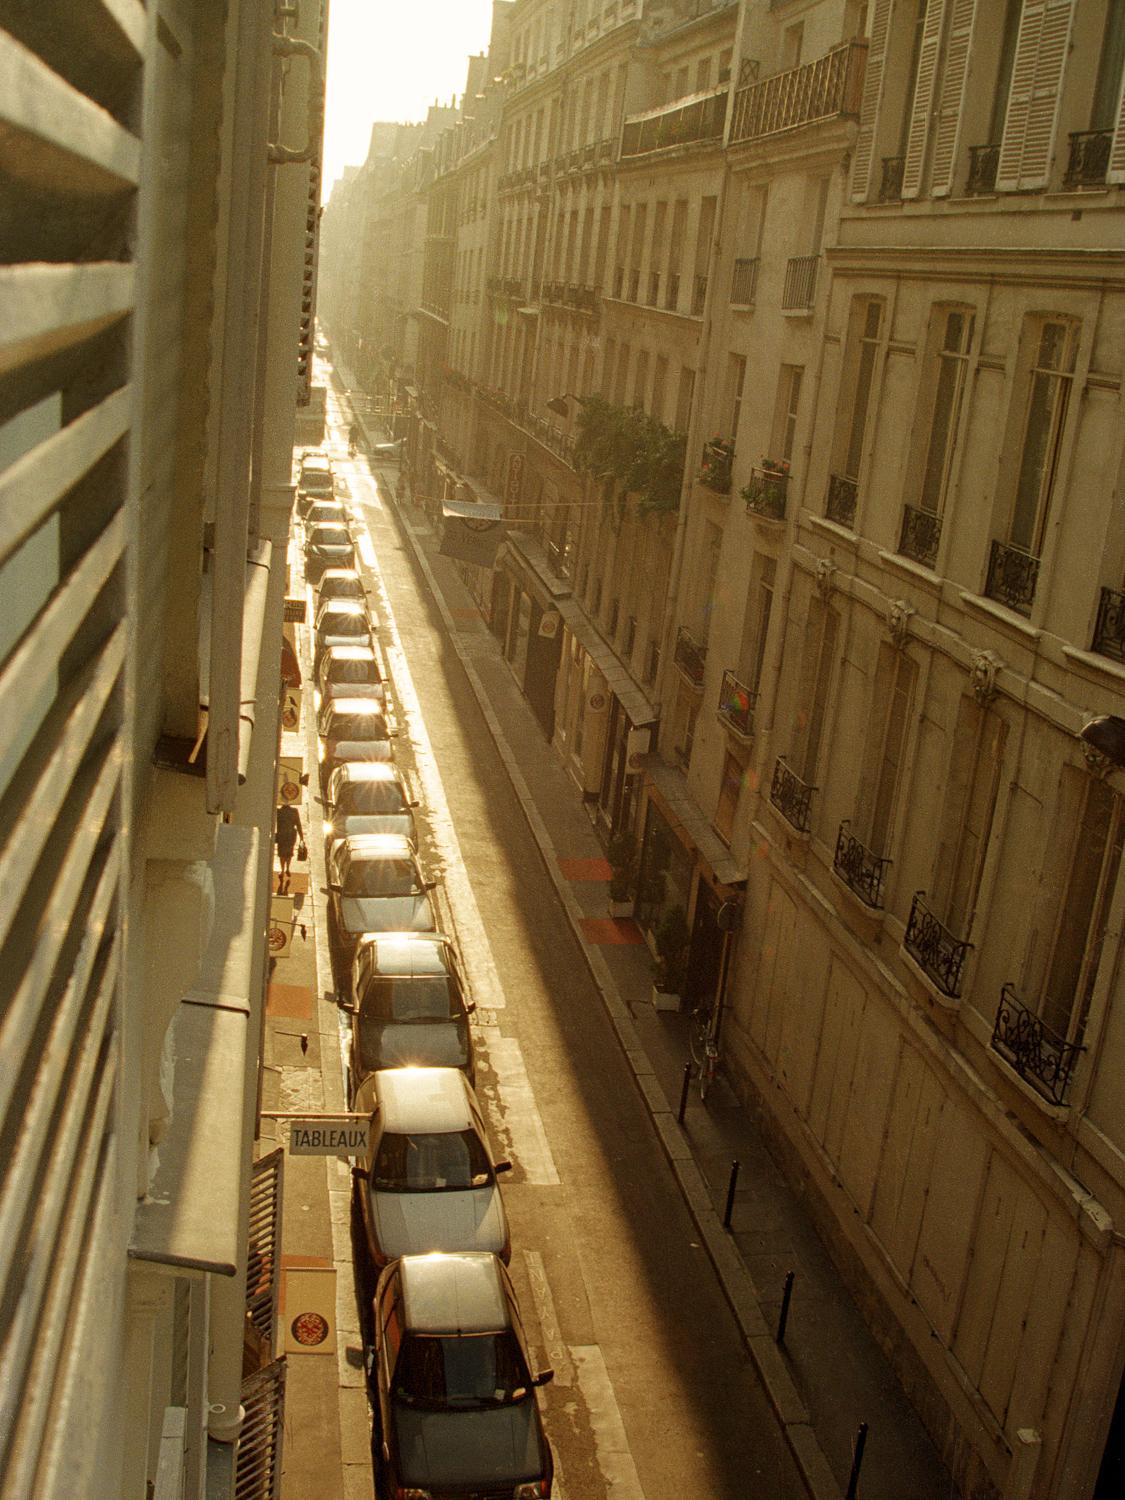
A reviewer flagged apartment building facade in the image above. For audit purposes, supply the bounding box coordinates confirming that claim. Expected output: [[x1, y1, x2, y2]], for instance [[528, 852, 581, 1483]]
[[0, 1, 324, 1495]]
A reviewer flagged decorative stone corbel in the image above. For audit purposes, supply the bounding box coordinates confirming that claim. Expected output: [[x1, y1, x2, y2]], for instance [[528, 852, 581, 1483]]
[[815, 556, 836, 600], [970, 650, 1003, 705], [888, 599, 914, 649]]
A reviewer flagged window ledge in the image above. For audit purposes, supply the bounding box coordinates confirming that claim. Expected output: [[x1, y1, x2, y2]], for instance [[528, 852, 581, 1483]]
[[877, 547, 941, 592], [988, 1043, 1073, 1126], [1061, 643, 1125, 687], [898, 941, 963, 1013], [958, 589, 1042, 642]]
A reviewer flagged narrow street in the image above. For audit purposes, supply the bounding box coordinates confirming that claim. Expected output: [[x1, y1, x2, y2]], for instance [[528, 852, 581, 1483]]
[[306, 368, 807, 1499]]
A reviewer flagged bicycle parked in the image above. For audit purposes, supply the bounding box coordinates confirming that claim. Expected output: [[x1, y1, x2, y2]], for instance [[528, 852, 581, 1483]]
[[688, 1005, 720, 1102]]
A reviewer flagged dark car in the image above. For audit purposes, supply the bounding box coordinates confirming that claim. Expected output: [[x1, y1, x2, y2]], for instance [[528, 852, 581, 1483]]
[[317, 567, 366, 605], [324, 834, 436, 966], [297, 453, 334, 510], [347, 932, 475, 1086], [370, 1253, 554, 1500], [313, 599, 373, 676], [324, 761, 416, 846], [316, 643, 383, 706], [318, 698, 393, 789], [305, 521, 354, 582]]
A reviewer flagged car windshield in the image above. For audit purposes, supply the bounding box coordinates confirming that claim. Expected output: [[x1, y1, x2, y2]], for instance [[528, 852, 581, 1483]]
[[393, 1333, 531, 1410], [340, 857, 419, 896], [329, 713, 387, 741], [332, 659, 378, 683], [319, 614, 367, 638], [340, 782, 404, 815], [360, 976, 458, 1023], [373, 1128, 491, 1192]]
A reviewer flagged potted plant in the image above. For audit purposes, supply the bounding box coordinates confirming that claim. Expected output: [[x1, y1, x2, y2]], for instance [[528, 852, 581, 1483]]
[[606, 832, 637, 917], [651, 904, 690, 1011]]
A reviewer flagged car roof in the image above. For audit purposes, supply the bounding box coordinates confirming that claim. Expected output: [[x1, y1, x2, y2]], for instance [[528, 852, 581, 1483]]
[[355, 932, 454, 975], [322, 644, 377, 662], [374, 1066, 474, 1134], [342, 833, 415, 858], [308, 521, 350, 535], [320, 568, 361, 583], [324, 697, 385, 715], [335, 761, 400, 785], [398, 1252, 510, 1334], [317, 597, 366, 615]]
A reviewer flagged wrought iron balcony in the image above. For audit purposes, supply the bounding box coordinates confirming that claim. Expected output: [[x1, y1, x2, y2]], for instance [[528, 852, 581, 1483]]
[[782, 255, 818, 311], [991, 984, 1084, 1107], [966, 142, 1000, 195], [674, 624, 707, 686], [985, 538, 1039, 615], [730, 40, 867, 143], [1092, 585, 1125, 663], [692, 273, 709, 315], [833, 821, 891, 909], [698, 439, 733, 493], [718, 670, 757, 736], [879, 155, 905, 201], [898, 503, 942, 568], [1064, 130, 1112, 188], [742, 465, 788, 521], [770, 757, 814, 833], [904, 892, 972, 999], [826, 472, 857, 527], [731, 257, 759, 305], [665, 270, 680, 311], [620, 85, 728, 159]]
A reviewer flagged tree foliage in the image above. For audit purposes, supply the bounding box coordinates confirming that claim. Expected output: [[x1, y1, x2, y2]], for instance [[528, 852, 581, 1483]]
[[573, 396, 686, 517]]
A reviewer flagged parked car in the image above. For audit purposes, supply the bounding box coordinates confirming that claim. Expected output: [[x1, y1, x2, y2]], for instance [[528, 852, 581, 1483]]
[[317, 567, 366, 605], [370, 1252, 554, 1500], [353, 1069, 510, 1269], [347, 932, 475, 1086], [316, 643, 383, 706], [370, 437, 405, 460], [297, 453, 333, 507], [304, 499, 347, 529], [318, 699, 392, 790], [324, 761, 416, 846], [312, 598, 373, 675], [305, 521, 354, 582], [324, 833, 436, 963]]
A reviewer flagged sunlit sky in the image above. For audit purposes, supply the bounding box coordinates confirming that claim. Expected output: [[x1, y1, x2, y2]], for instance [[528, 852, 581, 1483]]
[[323, 0, 497, 200]]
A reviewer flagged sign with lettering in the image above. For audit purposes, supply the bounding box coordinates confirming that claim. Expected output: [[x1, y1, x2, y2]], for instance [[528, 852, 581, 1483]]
[[288, 1119, 371, 1156]]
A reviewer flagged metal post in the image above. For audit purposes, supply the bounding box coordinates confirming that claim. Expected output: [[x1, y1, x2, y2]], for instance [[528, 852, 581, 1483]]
[[722, 1159, 740, 1229], [776, 1270, 795, 1344], [845, 1422, 868, 1500], [677, 1063, 692, 1124]]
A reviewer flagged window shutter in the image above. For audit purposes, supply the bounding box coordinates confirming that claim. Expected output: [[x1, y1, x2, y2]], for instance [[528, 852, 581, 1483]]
[[850, 0, 895, 202], [1108, 53, 1125, 183], [901, 0, 947, 198], [930, 0, 979, 195], [996, 0, 1075, 191]]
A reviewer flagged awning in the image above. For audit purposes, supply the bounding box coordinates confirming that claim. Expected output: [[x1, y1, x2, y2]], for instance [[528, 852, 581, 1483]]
[[642, 755, 746, 887], [553, 597, 657, 728], [441, 497, 502, 522]]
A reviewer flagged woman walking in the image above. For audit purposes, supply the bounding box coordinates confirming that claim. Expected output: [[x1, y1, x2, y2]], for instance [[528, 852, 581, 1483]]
[[275, 802, 304, 892]]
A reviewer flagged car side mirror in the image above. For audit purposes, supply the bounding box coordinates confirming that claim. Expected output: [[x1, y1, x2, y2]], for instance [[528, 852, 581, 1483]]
[[533, 1368, 554, 1388], [351, 1166, 368, 1182], [493, 1160, 513, 1175]]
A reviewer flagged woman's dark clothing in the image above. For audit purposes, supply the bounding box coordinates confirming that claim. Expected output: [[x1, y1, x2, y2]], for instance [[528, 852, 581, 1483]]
[[276, 804, 301, 857]]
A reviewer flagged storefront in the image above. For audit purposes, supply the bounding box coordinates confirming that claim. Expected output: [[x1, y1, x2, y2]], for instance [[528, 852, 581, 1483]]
[[492, 534, 569, 740]]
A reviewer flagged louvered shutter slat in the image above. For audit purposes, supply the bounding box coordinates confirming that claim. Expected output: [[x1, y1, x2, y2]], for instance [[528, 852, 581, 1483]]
[[851, 0, 894, 201], [1109, 56, 1125, 183], [0, 263, 135, 369], [931, 0, 978, 194], [996, 0, 1075, 190], [902, 0, 947, 198]]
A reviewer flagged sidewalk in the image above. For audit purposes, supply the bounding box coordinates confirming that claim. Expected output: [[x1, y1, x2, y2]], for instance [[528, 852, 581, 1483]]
[[345, 383, 953, 1500]]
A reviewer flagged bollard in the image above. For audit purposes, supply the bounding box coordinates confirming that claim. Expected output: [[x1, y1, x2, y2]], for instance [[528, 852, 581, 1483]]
[[722, 1159, 740, 1229], [845, 1421, 868, 1500], [776, 1270, 795, 1345], [677, 1063, 693, 1124]]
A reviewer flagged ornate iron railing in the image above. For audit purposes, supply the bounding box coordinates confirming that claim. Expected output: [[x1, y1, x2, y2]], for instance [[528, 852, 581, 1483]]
[[743, 465, 788, 520], [692, 273, 709, 315], [699, 440, 733, 493], [1064, 130, 1112, 188], [904, 892, 972, 999], [782, 254, 818, 310], [620, 86, 728, 158], [731, 257, 759, 304], [1092, 585, 1125, 663], [991, 984, 1084, 1106], [826, 472, 857, 527], [674, 624, 706, 686], [718, 669, 757, 736], [833, 820, 891, 908], [879, 155, 905, 201], [730, 40, 866, 142], [985, 538, 1039, 615], [770, 757, 814, 832], [899, 503, 942, 567], [966, 142, 1000, 195]]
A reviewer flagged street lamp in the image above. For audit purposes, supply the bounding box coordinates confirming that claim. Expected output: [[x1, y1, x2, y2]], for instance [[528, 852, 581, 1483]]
[[1079, 714, 1125, 767]]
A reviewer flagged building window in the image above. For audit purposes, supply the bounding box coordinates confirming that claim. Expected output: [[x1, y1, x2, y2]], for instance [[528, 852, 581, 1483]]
[[918, 307, 975, 516], [772, 364, 804, 465], [714, 752, 744, 843], [675, 365, 695, 435], [725, 353, 747, 446], [842, 298, 883, 483], [794, 597, 838, 787], [1010, 317, 1077, 555], [931, 697, 1006, 937], [858, 644, 916, 856], [644, 638, 660, 684], [738, 554, 776, 697]]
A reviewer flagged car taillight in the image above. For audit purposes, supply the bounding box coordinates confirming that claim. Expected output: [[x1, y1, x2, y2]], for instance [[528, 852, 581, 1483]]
[[514, 1482, 550, 1499]]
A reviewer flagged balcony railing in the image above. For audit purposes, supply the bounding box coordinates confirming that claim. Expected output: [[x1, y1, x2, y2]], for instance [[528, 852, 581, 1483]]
[[991, 984, 1084, 1107], [826, 472, 857, 527], [692, 273, 709, 315], [620, 85, 728, 159], [730, 40, 867, 143], [674, 624, 707, 686], [879, 155, 905, 201], [985, 538, 1039, 615], [1092, 585, 1125, 663], [665, 270, 680, 310], [718, 669, 757, 736], [770, 757, 814, 833], [898, 503, 942, 568], [966, 142, 1000, 194], [782, 254, 818, 311], [1064, 130, 1112, 188], [731, 256, 759, 305], [742, 465, 788, 521], [833, 821, 891, 909], [904, 892, 972, 999], [698, 439, 733, 493]]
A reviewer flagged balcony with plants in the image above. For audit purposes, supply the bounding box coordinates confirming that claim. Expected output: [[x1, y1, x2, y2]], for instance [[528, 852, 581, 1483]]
[[741, 458, 789, 521], [718, 670, 756, 738], [698, 436, 733, 493], [571, 395, 687, 517]]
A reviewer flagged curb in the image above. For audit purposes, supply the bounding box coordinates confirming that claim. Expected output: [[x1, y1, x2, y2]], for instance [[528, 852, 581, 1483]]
[[352, 445, 844, 1500]]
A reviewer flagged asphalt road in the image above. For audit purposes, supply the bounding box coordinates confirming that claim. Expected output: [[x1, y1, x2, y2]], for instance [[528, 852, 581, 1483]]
[[319, 382, 805, 1500]]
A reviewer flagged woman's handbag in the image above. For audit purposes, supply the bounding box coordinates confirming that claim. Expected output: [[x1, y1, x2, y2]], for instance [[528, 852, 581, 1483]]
[[297, 840, 308, 863]]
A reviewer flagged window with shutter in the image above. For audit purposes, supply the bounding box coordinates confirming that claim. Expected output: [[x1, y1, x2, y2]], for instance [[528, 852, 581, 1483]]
[[851, 0, 894, 200], [901, 0, 947, 198], [930, 0, 979, 194], [1106, 16, 1125, 181], [996, 0, 1076, 191]]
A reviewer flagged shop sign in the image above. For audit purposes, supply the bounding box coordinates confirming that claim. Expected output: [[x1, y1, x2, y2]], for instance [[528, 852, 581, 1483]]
[[440, 498, 505, 567], [283, 1266, 337, 1356], [288, 1118, 371, 1156]]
